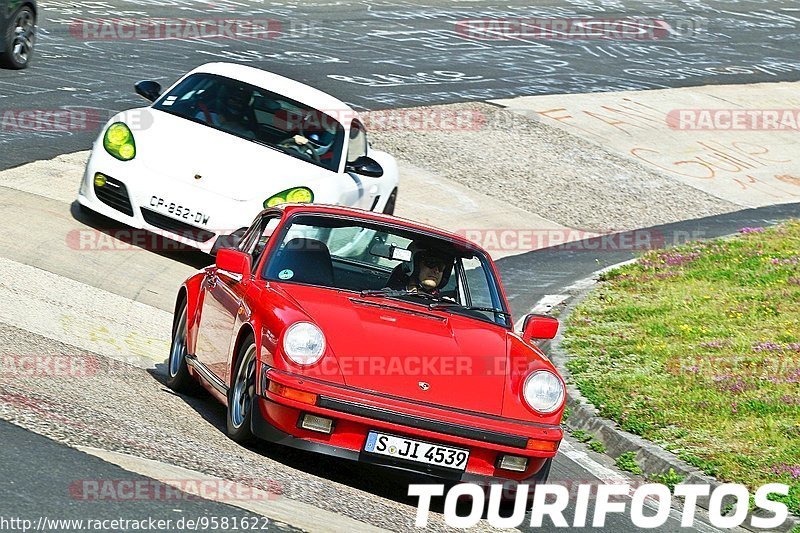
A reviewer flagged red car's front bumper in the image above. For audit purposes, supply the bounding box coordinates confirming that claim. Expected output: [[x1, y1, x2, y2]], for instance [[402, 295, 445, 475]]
[[254, 366, 562, 483]]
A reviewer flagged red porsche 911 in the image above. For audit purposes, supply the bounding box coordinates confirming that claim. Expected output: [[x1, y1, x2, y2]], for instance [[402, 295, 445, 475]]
[[167, 204, 565, 485]]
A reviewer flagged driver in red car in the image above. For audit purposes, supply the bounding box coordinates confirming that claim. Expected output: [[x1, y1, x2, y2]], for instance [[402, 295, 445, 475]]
[[387, 244, 455, 296]]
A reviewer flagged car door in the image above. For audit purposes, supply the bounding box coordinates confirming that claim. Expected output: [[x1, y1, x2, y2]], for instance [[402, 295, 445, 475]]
[[194, 214, 277, 384]]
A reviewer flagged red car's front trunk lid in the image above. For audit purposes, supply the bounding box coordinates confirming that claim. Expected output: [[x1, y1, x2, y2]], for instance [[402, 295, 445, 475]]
[[279, 284, 508, 416]]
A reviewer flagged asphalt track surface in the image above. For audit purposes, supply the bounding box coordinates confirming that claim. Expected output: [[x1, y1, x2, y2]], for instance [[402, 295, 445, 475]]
[[1, 0, 800, 531], [0, 420, 299, 533], [2, 0, 800, 168]]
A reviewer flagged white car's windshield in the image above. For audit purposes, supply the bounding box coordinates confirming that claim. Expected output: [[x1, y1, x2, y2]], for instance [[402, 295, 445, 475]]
[[153, 73, 345, 172], [263, 214, 511, 326]]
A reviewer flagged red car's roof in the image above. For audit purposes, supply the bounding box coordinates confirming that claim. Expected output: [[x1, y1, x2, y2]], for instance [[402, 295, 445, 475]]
[[270, 203, 488, 255]]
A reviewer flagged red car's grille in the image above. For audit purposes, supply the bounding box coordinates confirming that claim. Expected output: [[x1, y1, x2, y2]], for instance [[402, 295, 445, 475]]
[[317, 396, 530, 448]]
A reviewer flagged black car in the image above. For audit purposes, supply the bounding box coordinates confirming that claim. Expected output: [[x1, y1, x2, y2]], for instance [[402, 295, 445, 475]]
[[0, 0, 36, 69]]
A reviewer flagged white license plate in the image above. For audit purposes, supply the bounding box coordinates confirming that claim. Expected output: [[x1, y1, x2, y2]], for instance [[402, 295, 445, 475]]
[[364, 432, 469, 471], [149, 195, 210, 225]]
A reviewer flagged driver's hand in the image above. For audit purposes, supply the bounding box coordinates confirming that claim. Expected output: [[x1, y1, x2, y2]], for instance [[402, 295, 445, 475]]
[[293, 135, 309, 145]]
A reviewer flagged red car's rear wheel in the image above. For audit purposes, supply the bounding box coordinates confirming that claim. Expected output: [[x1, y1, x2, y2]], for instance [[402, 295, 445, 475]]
[[166, 303, 199, 395]]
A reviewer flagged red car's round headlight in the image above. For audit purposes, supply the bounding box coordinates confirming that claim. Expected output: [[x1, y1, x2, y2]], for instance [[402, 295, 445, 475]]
[[522, 370, 565, 414], [283, 322, 326, 365]]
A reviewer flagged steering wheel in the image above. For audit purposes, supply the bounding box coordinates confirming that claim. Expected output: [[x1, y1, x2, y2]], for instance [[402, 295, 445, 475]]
[[278, 136, 321, 163]]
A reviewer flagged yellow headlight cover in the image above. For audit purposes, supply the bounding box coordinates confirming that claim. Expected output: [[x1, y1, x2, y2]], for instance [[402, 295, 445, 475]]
[[264, 187, 314, 209], [286, 188, 313, 203], [103, 122, 136, 161]]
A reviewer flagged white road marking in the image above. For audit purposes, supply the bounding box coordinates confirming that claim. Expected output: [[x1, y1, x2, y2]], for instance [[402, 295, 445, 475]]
[[78, 446, 388, 533], [560, 440, 629, 485], [514, 294, 568, 330], [516, 258, 639, 329], [0, 256, 170, 367], [559, 442, 722, 533]]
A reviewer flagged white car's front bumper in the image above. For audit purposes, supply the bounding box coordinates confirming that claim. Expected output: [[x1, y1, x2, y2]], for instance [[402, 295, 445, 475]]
[[77, 150, 262, 254]]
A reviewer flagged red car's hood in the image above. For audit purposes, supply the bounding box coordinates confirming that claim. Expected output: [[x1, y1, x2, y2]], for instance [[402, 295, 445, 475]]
[[276, 284, 508, 415]]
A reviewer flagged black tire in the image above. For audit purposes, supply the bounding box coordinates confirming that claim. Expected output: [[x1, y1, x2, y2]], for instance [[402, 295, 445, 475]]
[[0, 6, 35, 70], [383, 188, 398, 215], [166, 302, 200, 395], [533, 457, 553, 483], [226, 337, 257, 444], [496, 458, 553, 503]]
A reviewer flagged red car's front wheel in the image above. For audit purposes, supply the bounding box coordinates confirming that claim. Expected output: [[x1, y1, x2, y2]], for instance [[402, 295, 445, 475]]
[[227, 339, 257, 444]]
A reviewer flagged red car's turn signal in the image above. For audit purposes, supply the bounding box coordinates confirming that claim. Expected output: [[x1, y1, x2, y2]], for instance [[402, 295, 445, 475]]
[[268, 381, 318, 405]]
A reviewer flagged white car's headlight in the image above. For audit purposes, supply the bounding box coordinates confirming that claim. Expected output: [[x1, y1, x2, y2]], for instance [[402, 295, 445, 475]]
[[522, 371, 565, 414], [283, 322, 326, 365]]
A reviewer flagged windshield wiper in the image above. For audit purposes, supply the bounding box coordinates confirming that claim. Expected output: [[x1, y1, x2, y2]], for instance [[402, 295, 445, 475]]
[[359, 288, 438, 300], [427, 302, 511, 316]]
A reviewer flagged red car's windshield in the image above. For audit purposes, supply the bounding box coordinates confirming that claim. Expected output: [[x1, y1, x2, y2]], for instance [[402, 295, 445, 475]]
[[262, 214, 510, 326]]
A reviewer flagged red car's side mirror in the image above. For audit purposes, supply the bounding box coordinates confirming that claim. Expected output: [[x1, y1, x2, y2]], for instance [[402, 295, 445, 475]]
[[522, 314, 559, 343], [215, 248, 252, 277]]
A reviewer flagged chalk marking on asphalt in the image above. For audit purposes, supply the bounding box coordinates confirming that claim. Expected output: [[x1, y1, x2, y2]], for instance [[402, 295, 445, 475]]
[[77, 446, 388, 533], [0, 256, 169, 367]]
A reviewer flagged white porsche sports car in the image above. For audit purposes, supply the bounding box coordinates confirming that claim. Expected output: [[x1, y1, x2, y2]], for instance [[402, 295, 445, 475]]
[[77, 62, 399, 253]]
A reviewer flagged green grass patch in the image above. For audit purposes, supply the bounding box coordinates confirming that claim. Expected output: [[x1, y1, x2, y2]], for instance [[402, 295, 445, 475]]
[[616, 451, 643, 475], [563, 221, 800, 515], [649, 468, 685, 491], [589, 440, 606, 453], [571, 429, 593, 443]]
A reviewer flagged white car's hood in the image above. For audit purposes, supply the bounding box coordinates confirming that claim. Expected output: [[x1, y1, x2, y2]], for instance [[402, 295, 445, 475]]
[[133, 109, 335, 201]]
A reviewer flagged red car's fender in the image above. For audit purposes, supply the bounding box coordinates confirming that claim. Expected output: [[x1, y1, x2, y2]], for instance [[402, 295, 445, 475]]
[[179, 271, 207, 356], [233, 282, 348, 397], [501, 333, 566, 425]]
